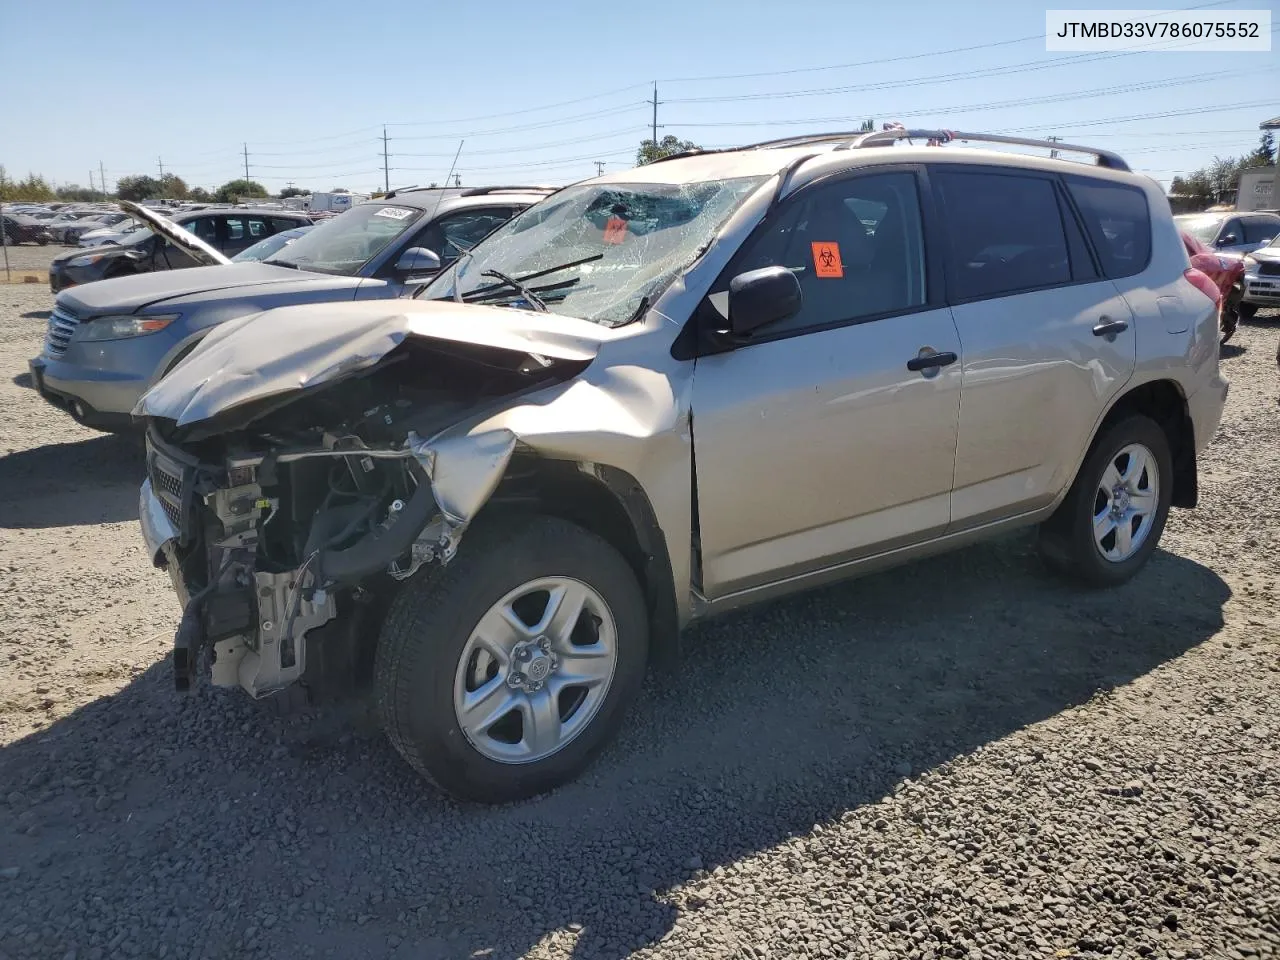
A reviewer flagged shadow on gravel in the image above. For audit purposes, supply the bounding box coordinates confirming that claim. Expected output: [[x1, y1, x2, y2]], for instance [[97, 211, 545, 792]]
[[0, 433, 144, 528], [20, 310, 50, 320], [0, 535, 1230, 960], [11, 371, 32, 388], [1219, 343, 1246, 360]]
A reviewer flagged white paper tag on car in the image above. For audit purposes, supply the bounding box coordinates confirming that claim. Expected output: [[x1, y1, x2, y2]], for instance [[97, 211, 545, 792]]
[[373, 207, 414, 220]]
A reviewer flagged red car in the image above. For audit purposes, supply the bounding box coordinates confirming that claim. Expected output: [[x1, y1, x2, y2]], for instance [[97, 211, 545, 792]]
[[1182, 230, 1245, 343]]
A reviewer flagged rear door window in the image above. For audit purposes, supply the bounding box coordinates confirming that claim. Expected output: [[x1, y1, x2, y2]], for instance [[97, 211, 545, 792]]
[[935, 170, 1071, 301], [1065, 177, 1151, 279], [246, 217, 271, 238]]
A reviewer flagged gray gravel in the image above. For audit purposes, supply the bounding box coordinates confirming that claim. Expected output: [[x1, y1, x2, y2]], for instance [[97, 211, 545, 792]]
[[1, 253, 1278, 960]]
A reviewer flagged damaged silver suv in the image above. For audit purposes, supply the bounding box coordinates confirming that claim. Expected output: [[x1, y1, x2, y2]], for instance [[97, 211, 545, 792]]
[[137, 130, 1228, 802]]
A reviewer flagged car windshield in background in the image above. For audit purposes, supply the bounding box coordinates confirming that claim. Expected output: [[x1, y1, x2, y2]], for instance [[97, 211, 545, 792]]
[[426, 176, 768, 325], [1176, 215, 1222, 244], [263, 204, 424, 275], [232, 228, 310, 263], [121, 227, 155, 246]]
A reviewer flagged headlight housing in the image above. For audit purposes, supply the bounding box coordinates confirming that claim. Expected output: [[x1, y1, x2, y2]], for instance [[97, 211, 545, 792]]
[[66, 253, 108, 267], [78, 314, 179, 342], [1242, 255, 1259, 274]]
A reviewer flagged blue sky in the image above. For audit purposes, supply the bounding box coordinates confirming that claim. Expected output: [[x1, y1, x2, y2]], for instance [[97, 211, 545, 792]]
[[3, 0, 1276, 193]]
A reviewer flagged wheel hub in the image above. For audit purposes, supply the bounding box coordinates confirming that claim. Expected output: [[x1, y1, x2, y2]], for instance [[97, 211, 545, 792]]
[[507, 636, 558, 692], [1112, 486, 1131, 514]]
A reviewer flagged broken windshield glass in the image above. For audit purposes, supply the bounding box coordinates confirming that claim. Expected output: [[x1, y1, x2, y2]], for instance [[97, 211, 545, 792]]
[[424, 176, 768, 325]]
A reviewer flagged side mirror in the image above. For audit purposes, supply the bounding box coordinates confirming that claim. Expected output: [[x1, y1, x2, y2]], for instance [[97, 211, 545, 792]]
[[1216, 234, 1239, 247], [394, 247, 441, 276], [727, 266, 802, 336]]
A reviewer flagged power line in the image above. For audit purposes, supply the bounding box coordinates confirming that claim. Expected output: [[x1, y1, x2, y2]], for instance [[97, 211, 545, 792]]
[[670, 69, 1271, 130]]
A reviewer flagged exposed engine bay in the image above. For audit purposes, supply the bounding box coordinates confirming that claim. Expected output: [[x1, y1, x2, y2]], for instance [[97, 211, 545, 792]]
[[143, 335, 584, 699]]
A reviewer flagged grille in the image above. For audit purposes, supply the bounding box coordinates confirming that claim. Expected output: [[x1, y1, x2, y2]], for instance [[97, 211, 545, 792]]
[[149, 449, 188, 534], [44, 306, 79, 357], [1258, 262, 1280, 277]]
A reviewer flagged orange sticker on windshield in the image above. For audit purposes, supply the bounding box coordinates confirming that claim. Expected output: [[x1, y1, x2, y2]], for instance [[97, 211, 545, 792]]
[[811, 242, 843, 278], [603, 216, 628, 245]]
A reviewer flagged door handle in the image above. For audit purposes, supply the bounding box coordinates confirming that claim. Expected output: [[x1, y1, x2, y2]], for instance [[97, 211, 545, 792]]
[[1092, 317, 1129, 338], [906, 351, 958, 372]]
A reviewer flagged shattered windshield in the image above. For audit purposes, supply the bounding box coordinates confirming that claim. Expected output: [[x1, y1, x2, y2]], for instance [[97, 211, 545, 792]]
[[264, 203, 423, 275], [425, 176, 768, 325]]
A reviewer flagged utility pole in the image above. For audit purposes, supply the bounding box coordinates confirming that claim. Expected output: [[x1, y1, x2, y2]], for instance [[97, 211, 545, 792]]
[[1047, 135, 1062, 160], [453, 173, 462, 187], [651, 82, 660, 149], [381, 125, 391, 194], [243, 143, 250, 180], [594, 161, 605, 176], [89, 170, 95, 197], [158, 156, 165, 179], [99, 161, 107, 197]]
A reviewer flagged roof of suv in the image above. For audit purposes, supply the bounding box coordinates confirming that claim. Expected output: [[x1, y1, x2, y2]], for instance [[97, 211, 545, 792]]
[[593, 129, 1146, 193], [173, 208, 311, 221], [372, 186, 557, 214]]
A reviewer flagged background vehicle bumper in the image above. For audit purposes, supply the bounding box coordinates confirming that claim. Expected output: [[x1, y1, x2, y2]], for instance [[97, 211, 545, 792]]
[[28, 355, 145, 428], [1242, 275, 1280, 306]]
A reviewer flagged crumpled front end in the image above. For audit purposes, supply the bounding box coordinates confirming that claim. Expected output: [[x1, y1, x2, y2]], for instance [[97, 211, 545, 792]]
[[136, 304, 594, 699]]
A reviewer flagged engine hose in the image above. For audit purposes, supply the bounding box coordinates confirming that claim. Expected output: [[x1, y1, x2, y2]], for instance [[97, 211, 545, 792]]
[[316, 461, 436, 584]]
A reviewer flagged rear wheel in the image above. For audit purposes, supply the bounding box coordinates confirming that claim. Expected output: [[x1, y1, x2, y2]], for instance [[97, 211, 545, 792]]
[[1039, 415, 1172, 587], [375, 515, 648, 802]]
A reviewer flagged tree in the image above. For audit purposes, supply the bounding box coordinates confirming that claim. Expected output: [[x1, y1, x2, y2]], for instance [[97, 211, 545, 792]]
[[0, 169, 55, 202], [188, 187, 212, 202], [214, 179, 268, 203], [56, 184, 98, 202], [637, 135, 700, 165], [116, 174, 163, 202], [328, 186, 349, 193], [1245, 130, 1277, 169], [159, 173, 189, 200], [859, 119, 875, 132], [279, 186, 310, 199]]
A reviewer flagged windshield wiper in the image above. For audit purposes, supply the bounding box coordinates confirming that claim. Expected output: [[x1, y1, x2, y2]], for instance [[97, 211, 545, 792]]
[[462, 253, 604, 302], [479, 269, 547, 312], [262, 258, 299, 269]]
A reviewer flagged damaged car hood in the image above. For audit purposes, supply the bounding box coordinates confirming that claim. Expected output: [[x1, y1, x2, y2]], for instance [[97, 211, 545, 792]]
[[135, 299, 610, 427], [119, 200, 231, 266]]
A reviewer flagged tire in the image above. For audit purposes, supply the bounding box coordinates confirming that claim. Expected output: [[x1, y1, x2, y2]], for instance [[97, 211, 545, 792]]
[[375, 514, 649, 802], [1238, 301, 1258, 322], [1220, 287, 1241, 344], [1038, 414, 1173, 588]]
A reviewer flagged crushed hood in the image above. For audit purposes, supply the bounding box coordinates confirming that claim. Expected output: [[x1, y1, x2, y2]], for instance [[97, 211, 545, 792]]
[[134, 298, 609, 427], [120, 201, 230, 265], [56, 262, 342, 315]]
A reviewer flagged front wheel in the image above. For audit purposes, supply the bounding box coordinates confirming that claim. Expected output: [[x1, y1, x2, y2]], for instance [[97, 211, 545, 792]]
[[1220, 286, 1241, 344], [1038, 415, 1172, 587], [375, 515, 649, 802]]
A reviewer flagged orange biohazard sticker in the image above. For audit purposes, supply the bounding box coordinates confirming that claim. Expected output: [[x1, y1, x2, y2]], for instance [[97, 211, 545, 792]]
[[811, 241, 843, 278], [603, 216, 628, 245]]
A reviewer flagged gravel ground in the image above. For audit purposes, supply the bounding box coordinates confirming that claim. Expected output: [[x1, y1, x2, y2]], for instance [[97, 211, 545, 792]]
[[1, 253, 1278, 960]]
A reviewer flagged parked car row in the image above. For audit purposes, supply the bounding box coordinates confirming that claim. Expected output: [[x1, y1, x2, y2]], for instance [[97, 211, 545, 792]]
[[31, 188, 550, 428]]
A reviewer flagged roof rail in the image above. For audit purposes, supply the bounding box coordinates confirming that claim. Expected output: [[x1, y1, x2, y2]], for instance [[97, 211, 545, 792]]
[[649, 129, 1129, 172], [844, 129, 1130, 171]]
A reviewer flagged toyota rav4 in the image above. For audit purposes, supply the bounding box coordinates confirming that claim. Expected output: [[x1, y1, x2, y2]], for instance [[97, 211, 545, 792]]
[[136, 129, 1228, 803]]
